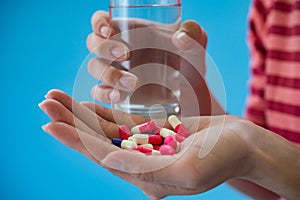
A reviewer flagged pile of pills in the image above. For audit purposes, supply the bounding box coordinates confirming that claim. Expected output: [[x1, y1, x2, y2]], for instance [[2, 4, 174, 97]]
[[112, 115, 190, 156]]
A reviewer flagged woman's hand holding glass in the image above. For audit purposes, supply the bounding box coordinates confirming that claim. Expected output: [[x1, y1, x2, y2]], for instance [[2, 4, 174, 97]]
[[86, 11, 209, 116]]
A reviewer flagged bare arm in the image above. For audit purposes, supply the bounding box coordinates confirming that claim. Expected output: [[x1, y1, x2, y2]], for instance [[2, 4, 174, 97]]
[[244, 125, 300, 199]]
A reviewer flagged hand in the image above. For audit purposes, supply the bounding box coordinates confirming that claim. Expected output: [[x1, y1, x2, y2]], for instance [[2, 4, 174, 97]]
[[39, 89, 253, 199], [86, 11, 209, 116]]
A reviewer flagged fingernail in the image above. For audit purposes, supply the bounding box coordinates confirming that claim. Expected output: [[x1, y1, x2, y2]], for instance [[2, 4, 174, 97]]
[[45, 90, 51, 99], [111, 46, 128, 59], [109, 90, 120, 103], [102, 158, 122, 170], [100, 26, 111, 38], [119, 75, 137, 91], [41, 124, 49, 132], [38, 101, 47, 112], [175, 31, 191, 46]]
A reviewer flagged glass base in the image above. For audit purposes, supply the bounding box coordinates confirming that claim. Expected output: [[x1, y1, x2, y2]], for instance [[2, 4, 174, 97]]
[[113, 103, 180, 119]]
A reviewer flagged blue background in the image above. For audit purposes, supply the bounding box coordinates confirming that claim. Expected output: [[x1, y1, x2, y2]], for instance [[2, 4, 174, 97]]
[[1, 0, 251, 199]]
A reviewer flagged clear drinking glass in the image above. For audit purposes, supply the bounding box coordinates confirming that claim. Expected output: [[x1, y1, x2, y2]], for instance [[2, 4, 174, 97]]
[[110, 0, 182, 118]]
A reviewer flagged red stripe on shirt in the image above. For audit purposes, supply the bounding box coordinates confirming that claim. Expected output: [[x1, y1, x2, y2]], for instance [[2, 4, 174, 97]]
[[254, 0, 267, 21], [267, 50, 300, 62], [268, 25, 300, 36], [253, 65, 265, 75], [269, 1, 300, 13], [267, 75, 300, 89], [267, 100, 300, 116], [246, 107, 265, 117], [250, 20, 267, 55], [251, 87, 264, 98]]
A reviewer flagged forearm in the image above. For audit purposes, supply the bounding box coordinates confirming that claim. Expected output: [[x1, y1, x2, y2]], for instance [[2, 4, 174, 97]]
[[244, 125, 300, 199]]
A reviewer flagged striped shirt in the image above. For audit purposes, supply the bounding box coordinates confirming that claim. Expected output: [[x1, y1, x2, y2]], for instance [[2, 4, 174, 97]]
[[245, 0, 300, 144]]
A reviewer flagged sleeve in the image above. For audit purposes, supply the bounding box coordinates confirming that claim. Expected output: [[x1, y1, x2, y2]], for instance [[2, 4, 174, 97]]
[[244, 0, 267, 127]]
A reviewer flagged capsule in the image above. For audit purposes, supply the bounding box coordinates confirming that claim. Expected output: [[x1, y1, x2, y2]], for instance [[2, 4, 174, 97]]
[[140, 143, 154, 149], [131, 121, 156, 134], [168, 115, 190, 138], [159, 145, 176, 155], [164, 136, 177, 150], [132, 134, 162, 145], [153, 145, 161, 151], [175, 133, 186, 143], [158, 128, 177, 138], [154, 125, 163, 135], [118, 125, 131, 140], [134, 146, 161, 156], [112, 138, 137, 150]]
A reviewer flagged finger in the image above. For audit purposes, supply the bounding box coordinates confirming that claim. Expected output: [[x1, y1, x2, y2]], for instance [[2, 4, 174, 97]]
[[91, 11, 114, 38], [42, 121, 118, 162], [39, 99, 99, 136], [81, 101, 147, 127], [88, 58, 138, 92], [86, 33, 129, 61], [172, 20, 208, 50], [106, 168, 201, 199], [102, 150, 200, 189], [91, 84, 125, 104], [45, 89, 119, 138]]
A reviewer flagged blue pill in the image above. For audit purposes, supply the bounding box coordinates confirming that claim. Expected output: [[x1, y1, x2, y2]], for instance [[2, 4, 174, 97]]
[[112, 138, 123, 147]]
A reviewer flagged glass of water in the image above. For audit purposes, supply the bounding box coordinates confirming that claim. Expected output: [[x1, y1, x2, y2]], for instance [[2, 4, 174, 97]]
[[109, 0, 182, 118]]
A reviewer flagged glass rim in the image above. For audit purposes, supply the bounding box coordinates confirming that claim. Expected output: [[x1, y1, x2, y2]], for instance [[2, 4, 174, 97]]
[[110, 0, 181, 8]]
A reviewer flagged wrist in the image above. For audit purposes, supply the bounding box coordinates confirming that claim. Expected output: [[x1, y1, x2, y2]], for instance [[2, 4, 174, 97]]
[[226, 119, 257, 179], [241, 123, 300, 199]]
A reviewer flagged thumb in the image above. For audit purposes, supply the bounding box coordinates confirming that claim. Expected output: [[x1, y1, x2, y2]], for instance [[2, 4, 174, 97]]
[[172, 20, 208, 50]]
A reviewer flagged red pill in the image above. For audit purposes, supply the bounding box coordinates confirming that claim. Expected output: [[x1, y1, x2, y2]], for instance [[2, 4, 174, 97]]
[[135, 146, 161, 155], [132, 134, 162, 145], [153, 145, 161, 151], [118, 125, 131, 140]]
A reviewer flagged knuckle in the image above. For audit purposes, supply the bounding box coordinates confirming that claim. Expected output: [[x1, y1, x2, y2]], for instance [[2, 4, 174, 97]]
[[103, 67, 122, 85], [91, 86, 111, 104], [87, 58, 98, 74]]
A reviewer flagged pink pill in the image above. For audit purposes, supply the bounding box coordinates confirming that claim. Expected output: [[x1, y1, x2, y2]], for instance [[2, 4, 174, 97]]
[[175, 124, 190, 138], [131, 121, 156, 134], [154, 125, 163, 135], [159, 145, 176, 155], [175, 134, 186, 143], [164, 136, 177, 149], [118, 125, 131, 140], [168, 115, 190, 138], [134, 146, 161, 155]]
